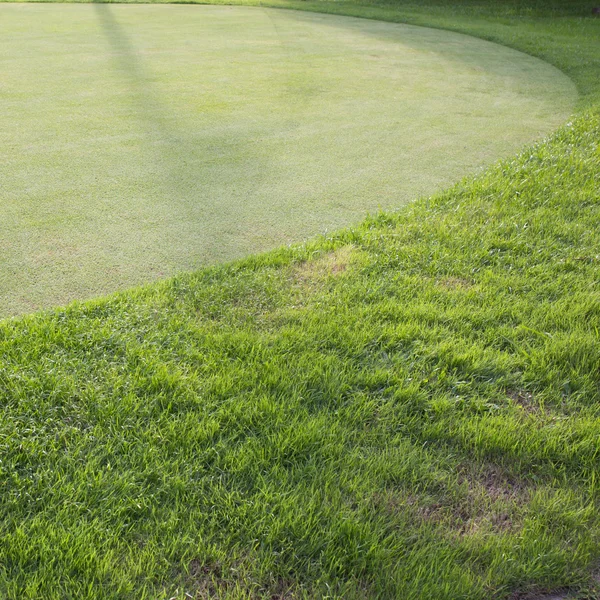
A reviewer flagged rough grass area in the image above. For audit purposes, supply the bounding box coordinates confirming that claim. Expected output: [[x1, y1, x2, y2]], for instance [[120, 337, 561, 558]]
[[0, 3, 575, 317], [0, 0, 599, 599]]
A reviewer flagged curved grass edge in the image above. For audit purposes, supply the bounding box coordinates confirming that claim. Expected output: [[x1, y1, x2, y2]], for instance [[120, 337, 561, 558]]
[[2, 0, 598, 108], [0, 3, 578, 317]]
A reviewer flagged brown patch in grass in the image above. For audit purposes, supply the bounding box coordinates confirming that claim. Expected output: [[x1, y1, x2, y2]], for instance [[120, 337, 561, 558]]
[[592, 562, 600, 584], [437, 276, 473, 290], [292, 246, 359, 288], [587, 562, 600, 599], [182, 560, 299, 600], [184, 559, 230, 599], [473, 463, 529, 502], [188, 559, 222, 580], [508, 390, 543, 415], [371, 489, 412, 515], [372, 463, 532, 539], [507, 588, 573, 600], [267, 578, 298, 599], [451, 464, 531, 536]]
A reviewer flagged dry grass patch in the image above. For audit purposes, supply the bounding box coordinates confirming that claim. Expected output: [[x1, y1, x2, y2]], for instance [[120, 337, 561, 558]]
[[291, 245, 362, 290], [508, 390, 543, 415], [507, 588, 574, 600], [436, 276, 474, 290], [373, 464, 533, 539], [180, 560, 298, 600]]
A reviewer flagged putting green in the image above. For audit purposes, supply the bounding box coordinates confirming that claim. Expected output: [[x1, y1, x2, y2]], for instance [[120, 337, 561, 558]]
[[0, 4, 576, 316]]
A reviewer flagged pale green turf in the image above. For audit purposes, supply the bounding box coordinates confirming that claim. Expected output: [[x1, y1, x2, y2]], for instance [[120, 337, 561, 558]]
[[0, 4, 576, 316]]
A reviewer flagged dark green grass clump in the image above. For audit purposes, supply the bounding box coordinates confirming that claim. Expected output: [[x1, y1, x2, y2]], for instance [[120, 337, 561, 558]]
[[1, 0, 600, 598]]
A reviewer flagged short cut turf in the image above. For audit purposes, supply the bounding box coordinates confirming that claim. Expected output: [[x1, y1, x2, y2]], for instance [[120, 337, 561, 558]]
[[0, 3, 575, 316]]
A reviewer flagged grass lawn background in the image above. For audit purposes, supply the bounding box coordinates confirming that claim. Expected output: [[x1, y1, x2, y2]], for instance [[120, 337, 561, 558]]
[[0, 0, 599, 599], [0, 3, 576, 316]]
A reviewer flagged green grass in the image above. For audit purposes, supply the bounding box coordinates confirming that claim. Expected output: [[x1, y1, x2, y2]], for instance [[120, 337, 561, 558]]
[[0, 3, 577, 316], [0, 0, 599, 599]]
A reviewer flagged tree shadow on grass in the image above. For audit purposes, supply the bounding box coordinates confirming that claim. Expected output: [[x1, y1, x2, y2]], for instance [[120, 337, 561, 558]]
[[91, 1, 227, 267]]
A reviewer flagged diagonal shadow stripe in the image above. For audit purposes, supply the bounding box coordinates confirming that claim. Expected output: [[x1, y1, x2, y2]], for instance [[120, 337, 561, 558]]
[[92, 1, 218, 262]]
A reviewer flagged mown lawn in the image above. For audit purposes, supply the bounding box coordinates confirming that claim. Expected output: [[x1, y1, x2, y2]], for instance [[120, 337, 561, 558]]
[[0, 0, 599, 598], [1, 3, 575, 316]]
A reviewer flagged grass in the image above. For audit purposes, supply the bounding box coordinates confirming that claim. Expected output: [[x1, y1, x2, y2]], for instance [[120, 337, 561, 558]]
[[0, 2, 577, 316], [0, 0, 599, 599]]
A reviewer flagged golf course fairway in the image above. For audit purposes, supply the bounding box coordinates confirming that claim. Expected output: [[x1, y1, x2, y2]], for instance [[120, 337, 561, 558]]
[[0, 4, 576, 316]]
